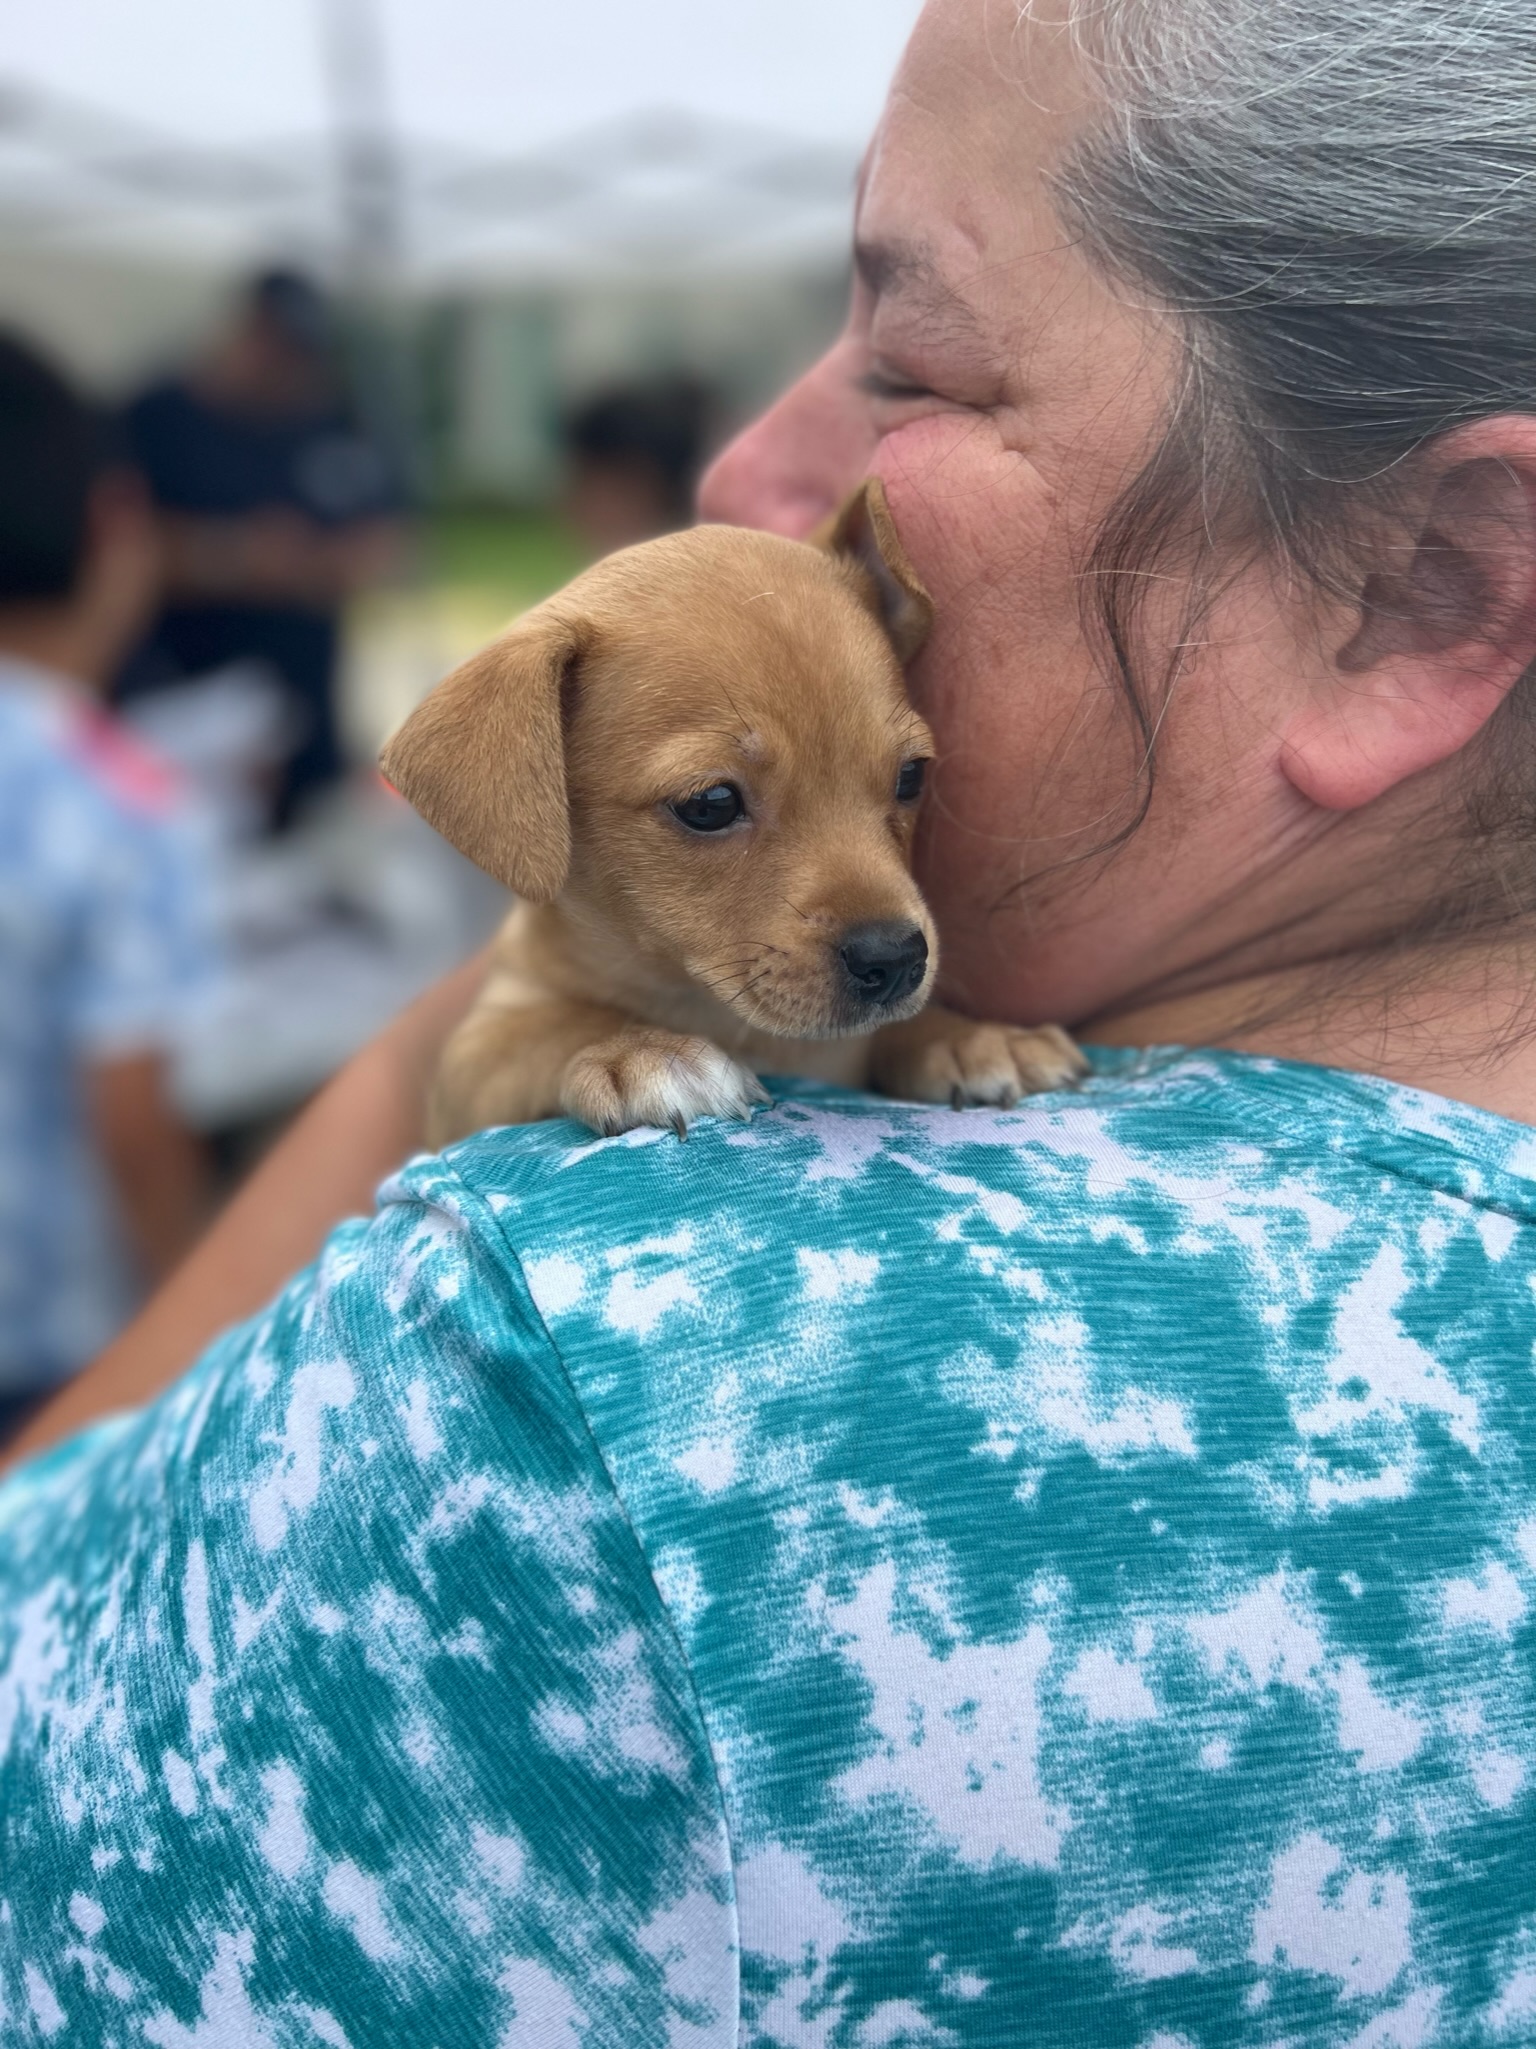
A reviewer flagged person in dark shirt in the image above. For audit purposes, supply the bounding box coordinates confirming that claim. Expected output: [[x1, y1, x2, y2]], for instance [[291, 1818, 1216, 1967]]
[[562, 378, 711, 554], [118, 270, 407, 826]]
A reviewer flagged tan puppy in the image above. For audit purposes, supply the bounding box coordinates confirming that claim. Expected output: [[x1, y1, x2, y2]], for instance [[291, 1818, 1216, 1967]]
[[382, 480, 1084, 1145]]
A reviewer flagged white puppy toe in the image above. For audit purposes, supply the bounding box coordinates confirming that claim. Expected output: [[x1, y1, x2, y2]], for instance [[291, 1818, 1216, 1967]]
[[876, 1014, 1087, 1109], [561, 1031, 769, 1136]]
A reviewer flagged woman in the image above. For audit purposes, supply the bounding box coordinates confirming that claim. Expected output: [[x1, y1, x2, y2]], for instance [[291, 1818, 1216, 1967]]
[[3, 0, 1534, 2041]]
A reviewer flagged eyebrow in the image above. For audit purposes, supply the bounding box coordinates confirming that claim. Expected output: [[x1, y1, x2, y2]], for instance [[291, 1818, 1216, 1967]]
[[854, 237, 983, 340]]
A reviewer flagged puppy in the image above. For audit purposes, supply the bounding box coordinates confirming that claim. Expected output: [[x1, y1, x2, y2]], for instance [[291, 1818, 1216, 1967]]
[[382, 478, 1085, 1146]]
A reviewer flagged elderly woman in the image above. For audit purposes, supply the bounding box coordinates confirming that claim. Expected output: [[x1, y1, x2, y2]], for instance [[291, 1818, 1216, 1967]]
[[3, 0, 1534, 2041]]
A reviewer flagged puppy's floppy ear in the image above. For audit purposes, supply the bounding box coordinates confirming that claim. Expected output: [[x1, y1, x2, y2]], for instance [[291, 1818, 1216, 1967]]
[[379, 609, 583, 901], [815, 475, 934, 663]]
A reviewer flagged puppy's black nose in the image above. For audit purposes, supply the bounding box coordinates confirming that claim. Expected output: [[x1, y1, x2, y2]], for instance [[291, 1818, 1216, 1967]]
[[839, 921, 929, 1009]]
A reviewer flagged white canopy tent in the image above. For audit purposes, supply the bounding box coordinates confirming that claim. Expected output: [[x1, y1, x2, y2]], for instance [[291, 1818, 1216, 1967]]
[[0, 0, 923, 286]]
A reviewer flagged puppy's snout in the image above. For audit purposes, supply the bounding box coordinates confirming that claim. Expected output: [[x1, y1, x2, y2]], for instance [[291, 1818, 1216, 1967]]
[[839, 921, 929, 1010]]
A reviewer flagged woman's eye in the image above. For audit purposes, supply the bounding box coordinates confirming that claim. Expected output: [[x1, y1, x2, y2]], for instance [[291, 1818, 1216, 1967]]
[[670, 784, 745, 833], [895, 758, 928, 804], [858, 368, 936, 404]]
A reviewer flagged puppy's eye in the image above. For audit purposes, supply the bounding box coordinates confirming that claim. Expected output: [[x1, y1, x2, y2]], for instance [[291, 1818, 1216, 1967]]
[[895, 758, 928, 804], [670, 783, 745, 833]]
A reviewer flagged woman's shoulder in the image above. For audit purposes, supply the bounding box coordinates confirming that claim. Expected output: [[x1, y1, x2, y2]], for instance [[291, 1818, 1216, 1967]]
[[388, 1046, 1536, 1486], [380, 1048, 1536, 1502], [411, 1044, 1536, 1280]]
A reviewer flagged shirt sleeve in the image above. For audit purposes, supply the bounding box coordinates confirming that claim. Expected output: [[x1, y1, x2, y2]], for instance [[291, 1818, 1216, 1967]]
[[0, 1161, 736, 2047], [62, 792, 218, 1062]]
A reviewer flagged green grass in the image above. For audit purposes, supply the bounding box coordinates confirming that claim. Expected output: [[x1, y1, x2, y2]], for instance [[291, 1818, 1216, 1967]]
[[423, 508, 588, 614]]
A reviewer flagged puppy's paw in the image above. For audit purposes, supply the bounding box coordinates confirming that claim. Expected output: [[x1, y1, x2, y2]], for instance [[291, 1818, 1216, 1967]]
[[560, 1028, 771, 1137], [873, 1011, 1087, 1109]]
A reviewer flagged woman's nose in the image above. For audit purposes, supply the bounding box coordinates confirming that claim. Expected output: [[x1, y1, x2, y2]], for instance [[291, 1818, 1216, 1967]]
[[698, 335, 879, 539]]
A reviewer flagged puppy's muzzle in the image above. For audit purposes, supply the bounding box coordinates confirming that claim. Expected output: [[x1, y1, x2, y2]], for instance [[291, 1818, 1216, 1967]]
[[839, 921, 929, 1011]]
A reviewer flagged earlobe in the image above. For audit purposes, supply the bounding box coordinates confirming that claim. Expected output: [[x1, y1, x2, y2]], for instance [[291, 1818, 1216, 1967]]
[[815, 476, 935, 663], [380, 610, 582, 900], [1279, 664, 1514, 812], [1283, 434, 1536, 812]]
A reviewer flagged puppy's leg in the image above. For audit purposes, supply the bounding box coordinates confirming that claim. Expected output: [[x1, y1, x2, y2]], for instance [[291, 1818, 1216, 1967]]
[[868, 1005, 1087, 1109], [430, 999, 768, 1146], [429, 998, 625, 1147]]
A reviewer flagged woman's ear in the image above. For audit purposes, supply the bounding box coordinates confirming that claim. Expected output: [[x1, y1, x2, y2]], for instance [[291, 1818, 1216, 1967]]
[[380, 608, 584, 900], [814, 476, 935, 663], [1282, 421, 1536, 811]]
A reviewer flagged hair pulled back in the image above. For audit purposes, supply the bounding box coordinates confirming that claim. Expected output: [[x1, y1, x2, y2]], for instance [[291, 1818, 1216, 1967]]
[[1047, 0, 1536, 900]]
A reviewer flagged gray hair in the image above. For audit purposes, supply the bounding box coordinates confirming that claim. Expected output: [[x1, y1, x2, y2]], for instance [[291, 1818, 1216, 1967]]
[[1041, 0, 1536, 881]]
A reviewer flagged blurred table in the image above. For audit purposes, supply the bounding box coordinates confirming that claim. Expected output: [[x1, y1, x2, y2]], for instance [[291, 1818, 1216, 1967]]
[[170, 776, 506, 1130]]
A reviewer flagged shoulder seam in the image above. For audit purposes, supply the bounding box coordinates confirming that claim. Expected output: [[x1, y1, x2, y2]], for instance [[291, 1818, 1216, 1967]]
[[400, 1159, 744, 2022]]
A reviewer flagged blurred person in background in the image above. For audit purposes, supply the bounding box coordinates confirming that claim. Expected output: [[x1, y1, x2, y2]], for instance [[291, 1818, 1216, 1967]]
[[562, 375, 711, 553], [116, 269, 409, 829], [0, 335, 215, 1437]]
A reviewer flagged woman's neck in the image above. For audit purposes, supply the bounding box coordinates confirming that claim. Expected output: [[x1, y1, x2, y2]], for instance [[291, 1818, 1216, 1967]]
[[1089, 938, 1536, 1124]]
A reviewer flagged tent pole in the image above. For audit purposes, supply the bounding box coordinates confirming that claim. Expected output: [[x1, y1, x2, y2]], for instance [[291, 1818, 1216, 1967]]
[[316, 0, 420, 492]]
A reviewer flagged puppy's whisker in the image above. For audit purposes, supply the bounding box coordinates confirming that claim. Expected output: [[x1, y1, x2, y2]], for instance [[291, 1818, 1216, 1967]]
[[697, 946, 785, 980], [696, 962, 767, 992]]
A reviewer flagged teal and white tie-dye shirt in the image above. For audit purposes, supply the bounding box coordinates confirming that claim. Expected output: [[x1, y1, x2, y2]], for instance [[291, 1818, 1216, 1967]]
[[2, 1050, 1534, 2047]]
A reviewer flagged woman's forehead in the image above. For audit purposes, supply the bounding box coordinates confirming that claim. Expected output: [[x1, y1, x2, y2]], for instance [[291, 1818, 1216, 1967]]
[[856, 0, 1101, 305], [886, 0, 1099, 164]]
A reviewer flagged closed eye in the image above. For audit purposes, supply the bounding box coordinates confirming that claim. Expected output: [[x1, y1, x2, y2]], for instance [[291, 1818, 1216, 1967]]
[[857, 368, 937, 403]]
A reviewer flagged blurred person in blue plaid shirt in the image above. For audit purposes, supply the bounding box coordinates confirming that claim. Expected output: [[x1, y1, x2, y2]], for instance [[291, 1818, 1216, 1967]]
[[0, 333, 215, 1427]]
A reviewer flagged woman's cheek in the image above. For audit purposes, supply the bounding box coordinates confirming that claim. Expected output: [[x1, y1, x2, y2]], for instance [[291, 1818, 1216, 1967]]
[[871, 413, 1066, 613], [894, 450, 1129, 888], [871, 413, 1104, 806]]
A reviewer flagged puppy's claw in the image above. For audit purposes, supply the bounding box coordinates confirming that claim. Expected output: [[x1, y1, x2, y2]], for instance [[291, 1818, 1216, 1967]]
[[734, 1074, 772, 1122], [950, 1084, 965, 1112], [672, 1112, 688, 1141]]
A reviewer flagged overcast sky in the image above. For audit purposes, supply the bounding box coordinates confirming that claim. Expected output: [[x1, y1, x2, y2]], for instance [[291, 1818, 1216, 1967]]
[[3, 0, 925, 154]]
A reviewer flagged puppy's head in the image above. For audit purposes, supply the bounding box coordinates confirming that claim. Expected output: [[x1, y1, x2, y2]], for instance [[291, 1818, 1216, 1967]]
[[381, 477, 938, 1037]]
